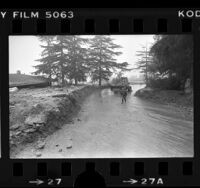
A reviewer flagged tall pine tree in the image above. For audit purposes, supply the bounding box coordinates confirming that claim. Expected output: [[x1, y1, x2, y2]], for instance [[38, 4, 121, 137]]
[[89, 35, 129, 86], [135, 45, 153, 84], [34, 35, 130, 87], [33, 36, 56, 86], [52, 35, 69, 86], [65, 36, 89, 85]]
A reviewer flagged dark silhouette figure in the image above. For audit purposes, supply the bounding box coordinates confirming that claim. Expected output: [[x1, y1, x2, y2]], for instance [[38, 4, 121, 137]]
[[120, 87, 128, 104]]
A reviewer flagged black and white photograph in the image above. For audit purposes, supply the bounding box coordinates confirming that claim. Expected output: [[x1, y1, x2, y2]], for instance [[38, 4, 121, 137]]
[[9, 35, 193, 158]]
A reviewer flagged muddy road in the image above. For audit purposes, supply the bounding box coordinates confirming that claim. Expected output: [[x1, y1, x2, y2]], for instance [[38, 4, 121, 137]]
[[15, 84, 193, 158]]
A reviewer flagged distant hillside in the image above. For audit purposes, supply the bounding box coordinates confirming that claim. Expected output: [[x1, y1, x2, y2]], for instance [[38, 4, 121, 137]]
[[9, 74, 49, 88]]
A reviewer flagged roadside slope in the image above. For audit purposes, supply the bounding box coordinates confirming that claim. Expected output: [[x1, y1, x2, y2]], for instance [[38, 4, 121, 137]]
[[10, 85, 96, 158], [135, 87, 193, 121]]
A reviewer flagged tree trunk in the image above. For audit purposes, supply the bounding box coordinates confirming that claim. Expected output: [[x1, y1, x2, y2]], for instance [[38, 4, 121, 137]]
[[60, 61, 65, 87], [98, 64, 102, 86], [99, 43, 102, 86], [61, 71, 64, 87], [60, 42, 65, 87], [75, 78, 78, 85], [49, 74, 52, 87], [99, 77, 102, 86]]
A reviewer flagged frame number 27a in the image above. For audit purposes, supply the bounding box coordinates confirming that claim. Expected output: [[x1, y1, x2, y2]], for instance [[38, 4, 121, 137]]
[[141, 178, 164, 185]]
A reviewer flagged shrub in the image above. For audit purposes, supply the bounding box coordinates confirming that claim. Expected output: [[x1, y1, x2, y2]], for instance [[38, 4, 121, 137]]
[[148, 76, 181, 90]]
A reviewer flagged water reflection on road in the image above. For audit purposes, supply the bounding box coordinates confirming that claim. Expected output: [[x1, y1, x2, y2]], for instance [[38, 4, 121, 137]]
[[78, 84, 193, 157], [60, 84, 193, 158], [16, 84, 194, 158]]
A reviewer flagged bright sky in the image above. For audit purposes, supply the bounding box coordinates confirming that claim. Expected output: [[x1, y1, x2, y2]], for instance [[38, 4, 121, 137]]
[[9, 35, 155, 78]]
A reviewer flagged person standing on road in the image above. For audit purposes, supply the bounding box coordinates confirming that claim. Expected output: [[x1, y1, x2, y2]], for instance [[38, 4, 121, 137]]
[[120, 86, 128, 104]]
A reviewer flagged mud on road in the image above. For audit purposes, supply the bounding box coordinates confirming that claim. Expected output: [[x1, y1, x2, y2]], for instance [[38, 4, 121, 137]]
[[9, 85, 97, 158], [14, 84, 193, 158]]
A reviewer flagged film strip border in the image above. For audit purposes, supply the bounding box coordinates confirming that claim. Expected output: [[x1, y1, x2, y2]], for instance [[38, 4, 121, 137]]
[[9, 16, 195, 34], [0, 9, 199, 34], [1, 159, 198, 186], [0, 8, 200, 187]]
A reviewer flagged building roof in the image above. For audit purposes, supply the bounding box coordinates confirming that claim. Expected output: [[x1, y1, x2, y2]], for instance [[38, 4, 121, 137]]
[[9, 74, 49, 88]]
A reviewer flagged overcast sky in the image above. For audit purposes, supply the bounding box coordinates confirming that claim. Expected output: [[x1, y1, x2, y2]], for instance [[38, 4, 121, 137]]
[[9, 35, 155, 78]]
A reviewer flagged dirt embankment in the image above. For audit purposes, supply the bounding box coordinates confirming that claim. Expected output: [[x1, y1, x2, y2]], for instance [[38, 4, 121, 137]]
[[9, 85, 97, 157], [135, 87, 193, 121]]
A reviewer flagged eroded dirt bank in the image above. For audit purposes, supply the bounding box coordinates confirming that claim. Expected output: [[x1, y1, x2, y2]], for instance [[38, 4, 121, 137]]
[[10, 85, 97, 158]]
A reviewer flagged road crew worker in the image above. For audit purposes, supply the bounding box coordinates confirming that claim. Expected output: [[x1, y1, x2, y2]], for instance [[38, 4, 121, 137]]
[[120, 86, 128, 104]]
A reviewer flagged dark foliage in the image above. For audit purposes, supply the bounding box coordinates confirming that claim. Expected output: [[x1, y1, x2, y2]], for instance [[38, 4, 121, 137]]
[[137, 35, 193, 90]]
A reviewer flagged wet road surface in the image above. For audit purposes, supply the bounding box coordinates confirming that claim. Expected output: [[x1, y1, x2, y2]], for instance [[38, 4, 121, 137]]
[[16, 84, 193, 158]]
